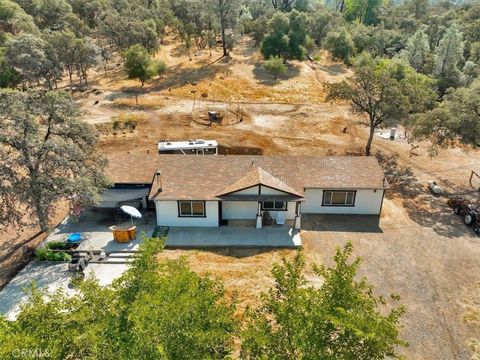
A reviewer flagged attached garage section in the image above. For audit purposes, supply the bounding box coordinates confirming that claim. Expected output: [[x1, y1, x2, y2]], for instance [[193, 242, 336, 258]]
[[302, 189, 384, 215], [97, 184, 151, 209]]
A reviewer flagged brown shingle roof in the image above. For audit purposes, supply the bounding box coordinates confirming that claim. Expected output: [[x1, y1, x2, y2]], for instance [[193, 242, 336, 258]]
[[105, 154, 387, 201]]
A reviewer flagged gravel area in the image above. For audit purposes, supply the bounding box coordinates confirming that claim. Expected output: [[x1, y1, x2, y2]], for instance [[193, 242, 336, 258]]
[[301, 198, 480, 360]]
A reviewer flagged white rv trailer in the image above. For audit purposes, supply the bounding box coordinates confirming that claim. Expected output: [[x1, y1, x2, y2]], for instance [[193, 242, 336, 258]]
[[158, 139, 218, 155]]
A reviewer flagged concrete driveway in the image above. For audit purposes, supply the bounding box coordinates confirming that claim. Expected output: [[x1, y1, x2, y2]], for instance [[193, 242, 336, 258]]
[[301, 199, 480, 360], [166, 226, 302, 248]]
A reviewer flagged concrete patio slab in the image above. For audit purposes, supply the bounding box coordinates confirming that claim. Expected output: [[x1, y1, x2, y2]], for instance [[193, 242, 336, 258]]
[[45, 209, 156, 252], [165, 226, 302, 248], [0, 209, 156, 320], [0, 262, 71, 320]]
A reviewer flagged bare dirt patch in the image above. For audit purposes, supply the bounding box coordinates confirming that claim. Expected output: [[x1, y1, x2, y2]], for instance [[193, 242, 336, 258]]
[[0, 202, 69, 290]]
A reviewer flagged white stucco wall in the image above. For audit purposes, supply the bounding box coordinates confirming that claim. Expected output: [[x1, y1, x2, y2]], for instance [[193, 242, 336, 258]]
[[222, 201, 258, 219], [229, 186, 259, 195], [259, 186, 287, 195], [221, 201, 297, 220], [302, 189, 384, 215], [155, 200, 219, 227]]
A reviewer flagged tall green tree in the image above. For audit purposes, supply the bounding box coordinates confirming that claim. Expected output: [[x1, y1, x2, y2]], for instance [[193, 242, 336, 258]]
[[413, 79, 480, 149], [0, 237, 237, 359], [325, 26, 355, 63], [241, 243, 407, 359], [123, 44, 156, 87], [402, 29, 430, 72], [5, 33, 59, 88], [0, 0, 39, 34], [344, 0, 382, 25], [434, 24, 464, 94], [45, 30, 99, 90], [0, 49, 20, 88], [99, 12, 159, 52], [326, 54, 437, 156], [214, 0, 235, 57], [0, 90, 108, 231], [31, 0, 73, 30], [261, 10, 308, 60]]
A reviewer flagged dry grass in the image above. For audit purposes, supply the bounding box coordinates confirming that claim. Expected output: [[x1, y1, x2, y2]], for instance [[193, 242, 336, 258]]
[[468, 338, 480, 360], [157, 248, 297, 316], [112, 96, 165, 109], [461, 283, 480, 359]]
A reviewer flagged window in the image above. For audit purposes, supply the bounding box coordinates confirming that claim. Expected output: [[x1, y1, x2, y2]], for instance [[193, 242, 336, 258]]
[[262, 201, 287, 211], [178, 201, 205, 217], [322, 191, 356, 206]]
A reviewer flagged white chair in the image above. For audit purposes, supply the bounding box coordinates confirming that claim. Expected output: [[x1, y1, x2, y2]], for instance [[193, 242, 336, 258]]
[[276, 212, 286, 225]]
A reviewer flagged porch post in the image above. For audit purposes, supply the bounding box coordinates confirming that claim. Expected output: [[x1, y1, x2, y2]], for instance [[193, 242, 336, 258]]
[[294, 201, 301, 230], [256, 201, 262, 229]]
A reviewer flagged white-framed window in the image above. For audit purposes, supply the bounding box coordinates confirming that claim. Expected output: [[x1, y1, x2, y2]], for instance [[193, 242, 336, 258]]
[[262, 201, 287, 211], [178, 201, 206, 217], [322, 191, 356, 206]]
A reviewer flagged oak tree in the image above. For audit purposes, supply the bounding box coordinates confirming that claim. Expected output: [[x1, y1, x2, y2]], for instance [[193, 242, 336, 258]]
[[241, 243, 407, 359], [326, 54, 436, 155], [0, 90, 108, 231]]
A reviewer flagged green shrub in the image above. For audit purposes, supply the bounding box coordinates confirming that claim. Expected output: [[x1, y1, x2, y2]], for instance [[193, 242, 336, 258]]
[[111, 114, 140, 132], [46, 241, 69, 250], [124, 118, 137, 131], [112, 120, 121, 130], [262, 55, 287, 79], [35, 248, 71, 262], [34, 248, 49, 261]]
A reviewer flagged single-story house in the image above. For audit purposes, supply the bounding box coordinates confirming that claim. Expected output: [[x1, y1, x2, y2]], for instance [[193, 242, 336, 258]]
[[105, 154, 388, 229]]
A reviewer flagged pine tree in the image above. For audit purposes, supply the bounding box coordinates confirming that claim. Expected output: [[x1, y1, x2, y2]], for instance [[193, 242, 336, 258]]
[[403, 29, 430, 72]]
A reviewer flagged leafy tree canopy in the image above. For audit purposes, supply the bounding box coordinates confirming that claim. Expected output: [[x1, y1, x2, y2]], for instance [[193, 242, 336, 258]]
[[325, 26, 355, 63], [123, 44, 157, 86], [241, 242, 407, 359], [412, 79, 480, 149], [326, 53, 437, 155], [0, 237, 237, 359], [263, 55, 287, 79], [261, 10, 308, 60], [0, 89, 108, 230]]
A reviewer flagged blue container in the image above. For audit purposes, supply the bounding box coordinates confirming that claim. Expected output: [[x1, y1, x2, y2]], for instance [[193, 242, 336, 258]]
[[67, 232, 82, 243]]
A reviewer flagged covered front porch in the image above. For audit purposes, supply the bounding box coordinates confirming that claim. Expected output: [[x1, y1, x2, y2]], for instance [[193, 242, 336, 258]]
[[219, 196, 303, 230], [165, 225, 302, 248]]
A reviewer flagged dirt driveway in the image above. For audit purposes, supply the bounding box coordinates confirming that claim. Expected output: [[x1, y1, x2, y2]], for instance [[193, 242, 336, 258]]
[[301, 199, 480, 360]]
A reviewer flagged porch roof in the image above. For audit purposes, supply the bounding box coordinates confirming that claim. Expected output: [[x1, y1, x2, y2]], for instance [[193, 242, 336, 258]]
[[217, 167, 303, 197], [218, 194, 305, 202]]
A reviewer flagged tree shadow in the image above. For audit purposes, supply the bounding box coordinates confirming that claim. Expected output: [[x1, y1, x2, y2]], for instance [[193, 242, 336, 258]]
[[146, 62, 224, 93], [253, 62, 301, 85], [317, 64, 349, 76], [376, 151, 477, 238], [189, 247, 294, 259], [302, 214, 382, 233], [236, 38, 258, 58]]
